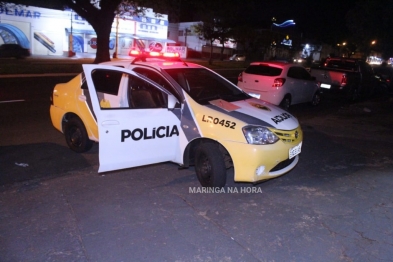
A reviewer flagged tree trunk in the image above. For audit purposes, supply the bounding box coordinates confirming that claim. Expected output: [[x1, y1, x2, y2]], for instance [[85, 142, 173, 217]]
[[220, 43, 224, 61], [209, 40, 214, 65], [92, 19, 113, 64]]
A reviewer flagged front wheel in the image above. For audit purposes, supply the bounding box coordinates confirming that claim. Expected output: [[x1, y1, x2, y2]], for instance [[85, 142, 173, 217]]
[[195, 142, 227, 187], [64, 117, 93, 153]]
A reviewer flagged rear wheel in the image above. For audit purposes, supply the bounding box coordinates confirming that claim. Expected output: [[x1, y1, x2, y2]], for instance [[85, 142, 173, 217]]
[[195, 142, 227, 187], [347, 87, 360, 102], [310, 91, 321, 106], [279, 95, 291, 110], [64, 117, 93, 153]]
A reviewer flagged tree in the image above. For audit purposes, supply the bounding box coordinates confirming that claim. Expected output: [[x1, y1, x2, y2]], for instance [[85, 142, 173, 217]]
[[193, 21, 219, 64], [346, 0, 393, 59]]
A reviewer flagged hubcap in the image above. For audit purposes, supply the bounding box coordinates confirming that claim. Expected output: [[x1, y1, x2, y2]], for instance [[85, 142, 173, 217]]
[[70, 127, 82, 147], [200, 154, 212, 180]]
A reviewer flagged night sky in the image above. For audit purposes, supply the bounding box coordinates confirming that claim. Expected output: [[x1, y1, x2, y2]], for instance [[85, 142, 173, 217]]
[[180, 0, 358, 45], [248, 0, 358, 43]]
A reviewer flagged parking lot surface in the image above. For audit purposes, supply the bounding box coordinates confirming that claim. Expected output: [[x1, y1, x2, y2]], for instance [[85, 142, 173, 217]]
[[1, 95, 393, 261]]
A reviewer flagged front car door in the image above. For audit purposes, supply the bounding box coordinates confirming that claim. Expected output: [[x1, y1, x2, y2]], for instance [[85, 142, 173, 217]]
[[83, 64, 182, 173]]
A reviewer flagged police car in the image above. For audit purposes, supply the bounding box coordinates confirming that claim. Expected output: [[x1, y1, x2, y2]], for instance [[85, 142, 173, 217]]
[[50, 52, 303, 187]]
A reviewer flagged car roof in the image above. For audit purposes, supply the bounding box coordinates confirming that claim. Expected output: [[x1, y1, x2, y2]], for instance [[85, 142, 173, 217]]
[[249, 61, 295, 68], [100, 59, 203, 71]]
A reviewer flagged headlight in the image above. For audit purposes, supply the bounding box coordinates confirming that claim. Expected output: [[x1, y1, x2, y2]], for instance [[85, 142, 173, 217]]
[[242, 125, 279, 145]]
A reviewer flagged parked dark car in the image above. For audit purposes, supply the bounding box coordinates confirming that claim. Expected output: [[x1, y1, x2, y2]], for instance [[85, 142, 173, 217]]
[[0, 44, 30, 58], [373, 62, 393, 95], [310, 58, 378, 101], [229, 54, 246, 61]]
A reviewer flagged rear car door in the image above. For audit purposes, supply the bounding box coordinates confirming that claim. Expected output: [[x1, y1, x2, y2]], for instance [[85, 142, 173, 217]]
[[83, 64, 181, 173], [286, 66, 307, 103]]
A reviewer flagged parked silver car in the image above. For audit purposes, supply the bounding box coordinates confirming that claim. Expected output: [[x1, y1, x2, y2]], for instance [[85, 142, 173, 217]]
[[237, 61, 321, 110]]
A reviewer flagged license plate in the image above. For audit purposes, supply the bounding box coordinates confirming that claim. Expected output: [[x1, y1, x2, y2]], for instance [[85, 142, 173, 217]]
[[248, 93, 261, 99], [321, 83, 331, 89], [289, 142, 302, 159]]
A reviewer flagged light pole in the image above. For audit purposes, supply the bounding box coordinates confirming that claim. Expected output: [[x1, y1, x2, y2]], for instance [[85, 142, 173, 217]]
[[68, 10, 75, 57]]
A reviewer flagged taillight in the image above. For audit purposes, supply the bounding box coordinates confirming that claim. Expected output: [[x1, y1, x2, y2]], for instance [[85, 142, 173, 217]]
[[238, 72, 243, 82], [341, 74, 347, 86], [273, 78, 286, 87]]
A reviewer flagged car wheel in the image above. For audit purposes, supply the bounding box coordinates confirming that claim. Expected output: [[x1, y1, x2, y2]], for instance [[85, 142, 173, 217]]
[[310, 91, 321, 106], [195, 142, 227, 187], [64, 117, 93, 153], [347, 87, 359, 102], [279, 96, 291, 110]]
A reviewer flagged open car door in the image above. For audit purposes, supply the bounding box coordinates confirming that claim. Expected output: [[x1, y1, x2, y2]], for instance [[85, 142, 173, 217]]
[[82, 64, 182, 173]]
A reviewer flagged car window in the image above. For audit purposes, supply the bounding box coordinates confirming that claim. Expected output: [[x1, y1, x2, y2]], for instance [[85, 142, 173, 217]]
[[132, 67, 178, 98], [287, 66, 312, 80], [127, 75, 167, 109], [326, 60, 357, 71], [85, 69, 167, 109], [91, 69, 122, 95], [244, 65, 282, 76], [165, 68, 249, 104]]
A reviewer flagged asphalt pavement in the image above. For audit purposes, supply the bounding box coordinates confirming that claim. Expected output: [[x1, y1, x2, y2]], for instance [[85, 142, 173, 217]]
[[1, 56, 393, 262]]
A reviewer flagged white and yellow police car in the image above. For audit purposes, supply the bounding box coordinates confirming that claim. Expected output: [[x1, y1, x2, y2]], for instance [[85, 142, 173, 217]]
[[50, 52, 303, 187]]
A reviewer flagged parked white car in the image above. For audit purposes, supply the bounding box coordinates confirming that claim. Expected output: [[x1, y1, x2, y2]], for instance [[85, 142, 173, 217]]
[[237, 61, 321, 110]]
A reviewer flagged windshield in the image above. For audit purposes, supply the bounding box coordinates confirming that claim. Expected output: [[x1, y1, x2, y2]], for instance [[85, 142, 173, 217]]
[[164, 68, 250, 104]]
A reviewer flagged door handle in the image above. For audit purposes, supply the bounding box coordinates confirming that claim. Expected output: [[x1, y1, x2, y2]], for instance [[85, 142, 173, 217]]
[[255, 80, 259, 82]]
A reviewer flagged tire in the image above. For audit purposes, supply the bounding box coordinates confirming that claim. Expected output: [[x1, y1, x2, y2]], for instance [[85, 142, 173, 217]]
[[279, 95, 291, 110], [310, 91, 321, 106], [347, 87, 359, 102], [64, 117, 93, 153], [195, 142, 227, 187]]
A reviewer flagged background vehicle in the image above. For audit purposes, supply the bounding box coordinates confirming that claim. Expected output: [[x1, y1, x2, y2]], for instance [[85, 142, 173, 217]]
[[229, 54, 246, 61], [0, 44, 30, 58], [237, 61, 321, 110], [373, 62, 393, 95], [50, 53, 303, 188], [309, 57, 378, 101]]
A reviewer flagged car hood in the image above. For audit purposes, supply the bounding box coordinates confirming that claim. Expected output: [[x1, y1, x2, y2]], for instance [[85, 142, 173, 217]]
[[208, 98, 299, 130]]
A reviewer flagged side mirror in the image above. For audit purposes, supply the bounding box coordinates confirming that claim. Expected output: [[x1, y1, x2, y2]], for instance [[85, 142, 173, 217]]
[[167, 94, 180, 109]]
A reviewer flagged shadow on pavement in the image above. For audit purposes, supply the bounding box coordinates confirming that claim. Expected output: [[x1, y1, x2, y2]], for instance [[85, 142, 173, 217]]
[[0, 142, 98, 186]]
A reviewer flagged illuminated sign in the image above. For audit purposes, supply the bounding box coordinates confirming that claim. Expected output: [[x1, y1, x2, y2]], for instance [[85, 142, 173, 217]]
[[0, 6, 41, 18], [281, 35, 292, 46], [273, 20, 295, 28]]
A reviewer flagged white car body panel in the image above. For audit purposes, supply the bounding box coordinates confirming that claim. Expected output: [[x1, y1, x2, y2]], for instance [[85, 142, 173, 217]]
[[238, 62, 319, 106], [83, 64, 182, 172]]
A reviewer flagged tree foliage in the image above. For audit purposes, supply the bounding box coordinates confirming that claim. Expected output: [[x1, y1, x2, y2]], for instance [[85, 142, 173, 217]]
[[346, 0, 393, 59]]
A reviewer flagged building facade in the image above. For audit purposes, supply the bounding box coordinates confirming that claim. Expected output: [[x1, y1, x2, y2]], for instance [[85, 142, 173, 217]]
[[0, 3, 173, 56]]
